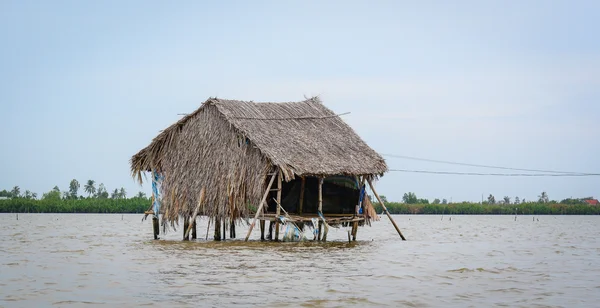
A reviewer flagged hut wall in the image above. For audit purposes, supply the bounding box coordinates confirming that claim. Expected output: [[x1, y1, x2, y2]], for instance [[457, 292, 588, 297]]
[[159, 105, 271, 226]]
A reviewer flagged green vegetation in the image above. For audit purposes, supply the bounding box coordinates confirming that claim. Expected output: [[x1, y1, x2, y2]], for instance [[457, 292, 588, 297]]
[[0, 179, 150, 213], [2, 182, 598, 215], [373, 192, 600, 215]]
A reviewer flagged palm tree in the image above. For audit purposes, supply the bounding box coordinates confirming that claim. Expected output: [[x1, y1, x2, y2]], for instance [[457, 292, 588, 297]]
[[111, 189, 119, 199], [32, 192, 38, 199], [24, 190, 32, 199], [538, 191, 549, 203], [119, 188, 127, 199], [11, 186, 20, 198], [136, 191, 146, 198], [84, 180, 96, 197]]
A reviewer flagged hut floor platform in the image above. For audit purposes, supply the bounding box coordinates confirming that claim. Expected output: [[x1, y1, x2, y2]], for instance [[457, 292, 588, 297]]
[[258, 213, 364, 224]]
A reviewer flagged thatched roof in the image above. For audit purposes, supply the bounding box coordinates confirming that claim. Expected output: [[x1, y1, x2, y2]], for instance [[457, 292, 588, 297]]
[[131, 97, 387, 180], [130, 97, 387, 225]]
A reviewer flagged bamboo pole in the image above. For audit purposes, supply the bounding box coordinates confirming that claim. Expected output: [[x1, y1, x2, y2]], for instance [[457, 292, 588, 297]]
[[244, 171, 278, 241], [184, 188, 205, 240], [274, 169, 282, 241], [298, 176, 305, 214], [367, 179, 406, 240]]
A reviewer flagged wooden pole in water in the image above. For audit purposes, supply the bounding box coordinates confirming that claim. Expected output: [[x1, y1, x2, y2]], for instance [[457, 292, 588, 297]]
[[191, 220, 197, 239], [318, 177, 323, 241], [214, 216, 221, 241], [274, 169, 282, 241], [222, 217, 227, 241], [367, 179, 406, 240], [298, 176, 305, 215], [152, 216, 159, 240], [268, 221, 273, 240], [351, 221, 358, 241], [206, 217, 212, 240], [244, 171, 278, 241], [230, 218, 236, 238], [184, 188, 205, 240], [260, 220, 265, 240], [183, 215, 190, 241]]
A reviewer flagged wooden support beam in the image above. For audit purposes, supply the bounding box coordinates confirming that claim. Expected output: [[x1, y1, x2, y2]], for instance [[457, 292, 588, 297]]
[[260, 220, 265, 240], [244, 171, 278, 241], [367, 179, 406, 240], [298, 176, 305, 215], [351, 221, 358, 241], [274, 169, 282, 241]]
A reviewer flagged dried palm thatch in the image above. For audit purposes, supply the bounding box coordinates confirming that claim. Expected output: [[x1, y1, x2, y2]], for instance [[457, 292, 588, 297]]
[[130, 97, 388, 228]]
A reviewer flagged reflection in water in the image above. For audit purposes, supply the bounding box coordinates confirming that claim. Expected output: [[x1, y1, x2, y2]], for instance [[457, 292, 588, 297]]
[[1, 214, 600, 307]]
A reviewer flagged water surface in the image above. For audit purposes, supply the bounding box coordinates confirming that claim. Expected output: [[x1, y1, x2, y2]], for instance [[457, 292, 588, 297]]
[[1, 214, 599, 307]]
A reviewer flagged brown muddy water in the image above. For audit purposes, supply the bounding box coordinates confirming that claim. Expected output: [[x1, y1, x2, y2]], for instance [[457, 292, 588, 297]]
[[1, 214, 599, 307]]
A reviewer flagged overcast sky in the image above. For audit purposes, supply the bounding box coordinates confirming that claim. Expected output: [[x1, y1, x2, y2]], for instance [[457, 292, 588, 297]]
[[1, 1, 598, 202]]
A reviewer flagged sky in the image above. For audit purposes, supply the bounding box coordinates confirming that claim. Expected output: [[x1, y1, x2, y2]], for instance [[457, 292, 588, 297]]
[[1, 0, 599, 202]]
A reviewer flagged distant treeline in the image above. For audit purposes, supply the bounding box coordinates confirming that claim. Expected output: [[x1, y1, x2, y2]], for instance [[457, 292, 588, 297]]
[[0, 197, 150, 213], [372, 202, 600, 215], [0, 179, 150, 213]]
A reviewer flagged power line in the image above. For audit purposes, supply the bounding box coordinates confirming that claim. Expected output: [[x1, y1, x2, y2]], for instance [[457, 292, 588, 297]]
[[388, 169, 600, 177], [382, 154, 599, 175]]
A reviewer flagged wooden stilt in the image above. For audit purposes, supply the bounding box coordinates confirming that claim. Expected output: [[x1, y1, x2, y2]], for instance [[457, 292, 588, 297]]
[[185, 188, 205, 240], [214, 217, 221, 241], [191, 220, 197, 239], [152, 216, 159, 240], [351, 221, 358, 241], [230, 218, 236, 238], [267, 221, 273, 240], [222, 218, 227, 241], [367, 179, 406, 240], [205, 217, 211, 240], [260, 220, 265, 240], [298, 176, 305, 215], [318, 221, 323, 241], [183, 215, 190, 241], [244, 171, 278, 241], [274, 169, 282, 241]]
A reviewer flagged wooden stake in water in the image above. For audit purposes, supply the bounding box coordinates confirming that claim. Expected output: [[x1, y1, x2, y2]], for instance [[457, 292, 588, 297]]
[[367, 179, 406, 241], [244, 171, 278, 241], [152, 216, 159, 240], [16, 213, 18, 220]]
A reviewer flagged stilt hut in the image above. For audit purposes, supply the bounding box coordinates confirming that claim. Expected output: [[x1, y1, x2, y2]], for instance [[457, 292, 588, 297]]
[[130, 97, 405, 241]]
